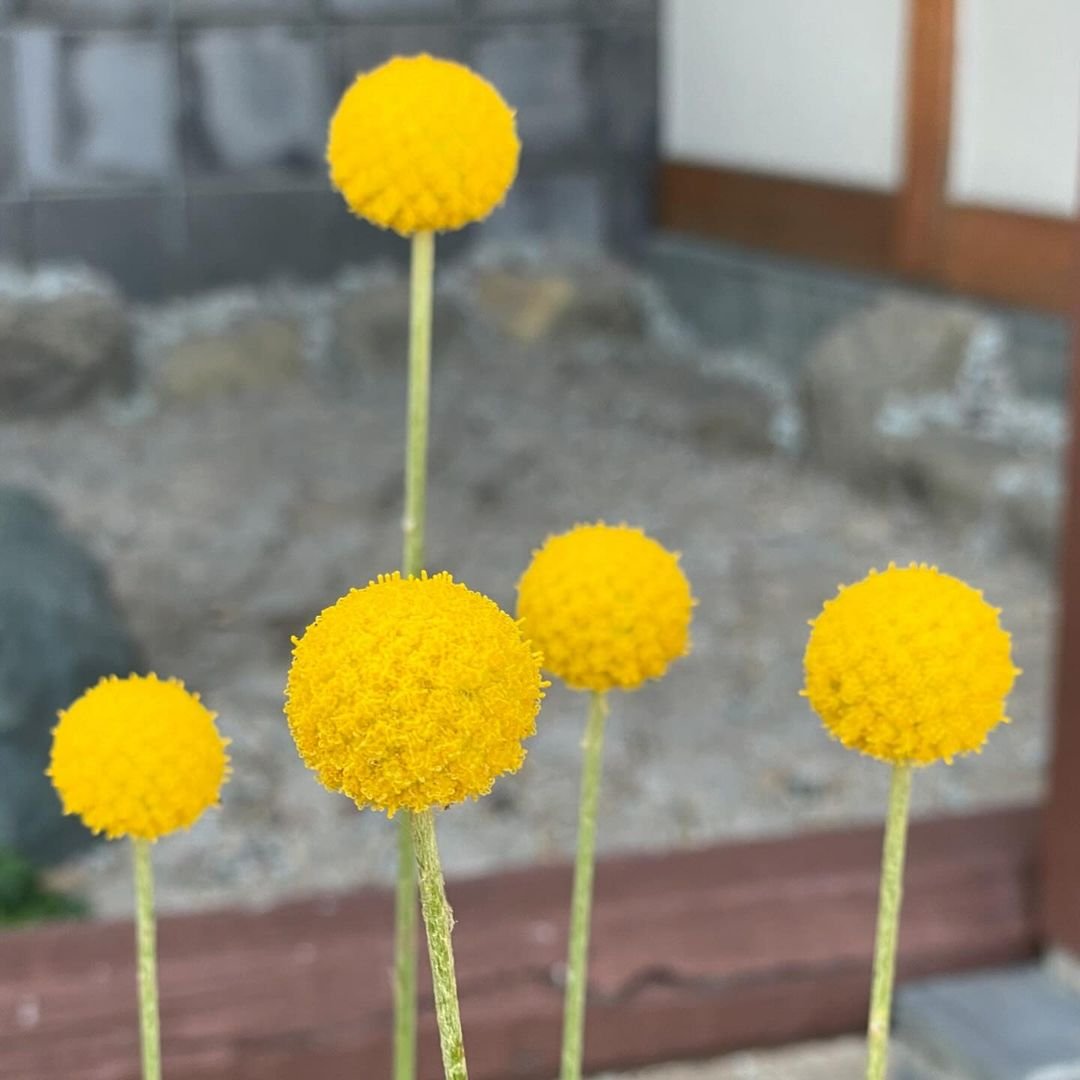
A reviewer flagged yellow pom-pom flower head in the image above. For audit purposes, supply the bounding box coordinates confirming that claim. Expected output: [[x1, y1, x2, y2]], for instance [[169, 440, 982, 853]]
[[48, 674, 230, 841], [285, 572, 545, 816], [516, 523, 694, 693], [803, 563, 1020, 765], [327, 54, 520, 235]]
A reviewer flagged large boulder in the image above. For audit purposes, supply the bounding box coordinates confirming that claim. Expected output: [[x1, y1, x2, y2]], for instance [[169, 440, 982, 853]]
[[465, 258, 652, 344], [159, 315, 305, 402], [332, 276, 469, 389], [0, 488, 141, 863], [800, 294, 1011, 487], [0, 266, 132, 416], [800, 292, 1067, 565]]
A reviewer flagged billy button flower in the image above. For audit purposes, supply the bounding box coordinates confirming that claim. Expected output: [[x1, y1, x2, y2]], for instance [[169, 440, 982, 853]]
[[327, 55, 520, 1080], [517, 522, 694, 693], [49, 673, 230, 1080], [328, 54, 520, 237], [285, 571, 546, 1080], [516, 522, 693, 1080], [803, 563, 1019, 1080]]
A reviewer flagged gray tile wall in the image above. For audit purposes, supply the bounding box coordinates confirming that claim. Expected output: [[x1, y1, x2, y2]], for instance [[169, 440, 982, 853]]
[[0, 0, 658, 298]]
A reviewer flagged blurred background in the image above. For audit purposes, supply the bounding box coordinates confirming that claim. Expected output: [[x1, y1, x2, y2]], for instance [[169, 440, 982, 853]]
[[0, 0, 1072, 929]]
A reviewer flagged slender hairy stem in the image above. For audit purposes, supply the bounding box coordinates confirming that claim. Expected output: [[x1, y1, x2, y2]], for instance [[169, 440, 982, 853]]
[[560, 691, 609, 1080], [866, 764, 913, 1080], [403, 228, 434, 578], [395, 228, 435, 1080], [395, 813, 418, 1080], [411, 810, 468, 1080], [132, 838, 162, 1080]]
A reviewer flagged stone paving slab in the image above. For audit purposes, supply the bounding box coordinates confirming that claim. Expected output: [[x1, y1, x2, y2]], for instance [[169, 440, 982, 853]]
[[605, 1037, 867, 1079], [895, 965, 1080, 1080]]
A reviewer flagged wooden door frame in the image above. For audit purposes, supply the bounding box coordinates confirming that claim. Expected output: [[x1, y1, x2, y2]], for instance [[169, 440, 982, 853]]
[[658, 0, 1076, 314]]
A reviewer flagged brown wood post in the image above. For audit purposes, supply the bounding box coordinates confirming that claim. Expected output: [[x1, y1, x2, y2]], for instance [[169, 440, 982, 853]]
[[894, 0, 955, 278], [1042, 212, 1080, 952]]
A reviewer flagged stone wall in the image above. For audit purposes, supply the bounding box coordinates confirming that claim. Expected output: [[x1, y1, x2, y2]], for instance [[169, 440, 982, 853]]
[[0, 0, 657, 298]]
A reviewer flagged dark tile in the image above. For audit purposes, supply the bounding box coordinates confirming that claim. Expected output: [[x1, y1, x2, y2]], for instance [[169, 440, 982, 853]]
[[328, 0, 456, 17], [605, 152, 655, 253], [0, 202, 29, 263], [585, 0, 656, 22], [0, 35, 16, 196], [181, 187, 347, 290], [175, 0, 316, 22], [594, 24, 656, 155], [473, 24, 591, 152], [475, 0, 577, 18], [28, 194, 170, 298], [180, 27, 328, 181], [332, 22, 464, 95], [13, 0, 150, 27], [475, 168, 603, 246], [15, 28, 172, 192], [332, 193, 473, 269]]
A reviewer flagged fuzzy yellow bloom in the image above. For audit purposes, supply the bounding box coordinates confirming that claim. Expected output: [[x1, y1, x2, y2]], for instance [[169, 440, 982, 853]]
[[48, 674, 230, 841], [285, 572, 545, 815], [803, 563, 1019, 765], [516, 523, 693, 692], [327, 54, 520, 235]]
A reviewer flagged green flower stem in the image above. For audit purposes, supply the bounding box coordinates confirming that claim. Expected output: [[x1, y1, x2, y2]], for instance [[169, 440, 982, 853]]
[[395, 228, 435, 1080], [132, 838, 162, 1080], [395, 813, 418, 1080], [403, 228, 434, 578], [866, 763, 913, 1080], [560, 690, 609, 1080], [411, 810, 468, 1080]]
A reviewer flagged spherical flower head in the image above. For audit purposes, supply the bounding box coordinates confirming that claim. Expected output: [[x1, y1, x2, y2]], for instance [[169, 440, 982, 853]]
[[285, 572, 545, 815], [327, 54, 520, 236], [516, 523, 693, 693], [803, 563, 1020, 765], [48, 674, 230, 841]]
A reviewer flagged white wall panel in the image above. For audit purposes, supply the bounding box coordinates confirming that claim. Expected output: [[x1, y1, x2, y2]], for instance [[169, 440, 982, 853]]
[[949, 0, 1080, 216], [661, 0, 909, 191]]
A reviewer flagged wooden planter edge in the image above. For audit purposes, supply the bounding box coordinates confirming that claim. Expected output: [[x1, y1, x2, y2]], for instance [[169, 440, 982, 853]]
[[0, 804, 1040, 1080]]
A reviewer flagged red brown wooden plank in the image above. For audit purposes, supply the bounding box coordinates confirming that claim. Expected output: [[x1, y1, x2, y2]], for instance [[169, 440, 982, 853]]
[[657, 163, 897, 275], [1042, 209, 1080, 949], [940, 204, 1076, 314], [0, 806, 1039, 1080]]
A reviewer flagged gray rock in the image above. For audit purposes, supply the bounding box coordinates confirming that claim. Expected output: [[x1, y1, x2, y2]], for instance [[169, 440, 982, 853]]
[[0, 268, 132, 415], [159, 315, 305, 401], [636, 351, 799, 457], [800, 294, 1007, 487], [332, 278, 469, 387], [467, 262, 650, 343], [0, 488, 141, 863], [997, 460, 1064, 568], [876, 428, 1020, 523]]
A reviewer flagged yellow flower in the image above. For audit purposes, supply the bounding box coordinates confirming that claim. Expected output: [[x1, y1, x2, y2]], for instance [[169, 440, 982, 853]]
[[327, 54, 520, 235], [285, 572, 545, 815], [516, 523, 693, 692], [48, 674, 230, 841], [803, 563, 1020, 765]]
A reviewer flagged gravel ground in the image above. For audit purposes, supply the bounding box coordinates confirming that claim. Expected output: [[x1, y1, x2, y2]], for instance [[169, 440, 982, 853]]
[[0, 284, 1055, 917]]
